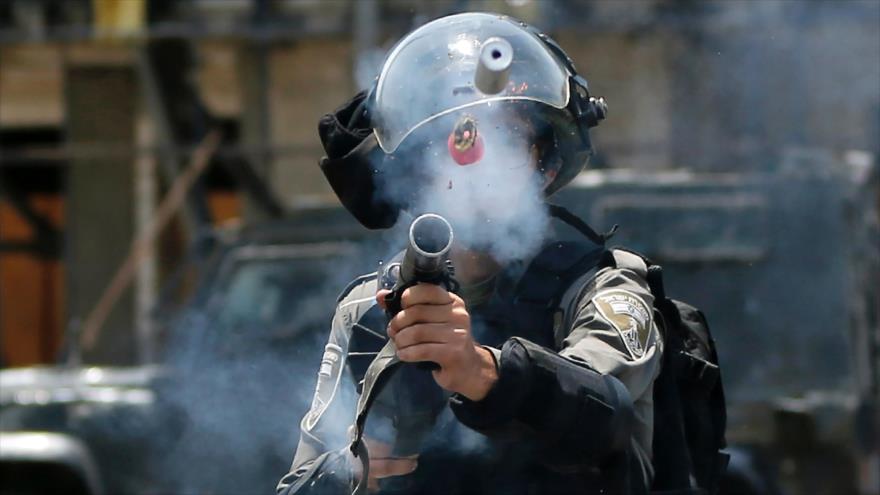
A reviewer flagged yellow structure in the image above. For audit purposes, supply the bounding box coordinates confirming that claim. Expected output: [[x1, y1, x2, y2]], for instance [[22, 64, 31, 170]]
[[92, 0, 146, 39]]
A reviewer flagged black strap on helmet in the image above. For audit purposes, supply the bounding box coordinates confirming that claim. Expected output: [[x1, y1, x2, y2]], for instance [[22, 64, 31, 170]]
[[518, 20, 608, 139]]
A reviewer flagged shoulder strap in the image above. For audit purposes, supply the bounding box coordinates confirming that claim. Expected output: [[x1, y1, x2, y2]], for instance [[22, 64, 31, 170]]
[[335, 272, 378, 303], [512, 204, 612, 308], [514, 241, 606, 308], [547, 203, 618, 245], [500, 240, 605, 348], [345, 253, 440, 495], [347, 340, 400, 495], [490, 206, 611, 347]]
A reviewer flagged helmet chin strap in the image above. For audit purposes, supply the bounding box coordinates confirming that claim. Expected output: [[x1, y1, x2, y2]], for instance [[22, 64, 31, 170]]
[[546, 203, 618, 245], [522, 22, 608, 144]]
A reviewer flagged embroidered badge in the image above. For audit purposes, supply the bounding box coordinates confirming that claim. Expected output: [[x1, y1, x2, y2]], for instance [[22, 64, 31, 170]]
[[305, 343, 343, 430], [592, 289, 652, 358]]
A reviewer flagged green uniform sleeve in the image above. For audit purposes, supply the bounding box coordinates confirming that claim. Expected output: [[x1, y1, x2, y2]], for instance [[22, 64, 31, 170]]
[[454, 250, 662, 487], [559, 250, 663, 482]]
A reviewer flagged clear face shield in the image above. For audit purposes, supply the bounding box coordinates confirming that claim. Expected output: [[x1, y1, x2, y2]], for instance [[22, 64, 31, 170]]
[[372, 13, 571, 154], [369, 14, 575, 262]]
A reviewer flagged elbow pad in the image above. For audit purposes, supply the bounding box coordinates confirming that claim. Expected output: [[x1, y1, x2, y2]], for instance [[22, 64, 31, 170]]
[[450, 337, 634, 462]]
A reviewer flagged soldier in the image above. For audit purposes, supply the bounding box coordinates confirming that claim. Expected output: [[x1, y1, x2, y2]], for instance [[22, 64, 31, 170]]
[[278, 13, 662, 495]]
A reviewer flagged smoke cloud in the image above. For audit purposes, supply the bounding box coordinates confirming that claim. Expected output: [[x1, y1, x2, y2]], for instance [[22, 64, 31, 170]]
[[145, 248, 381, 494], [375, 105, 554, 265]]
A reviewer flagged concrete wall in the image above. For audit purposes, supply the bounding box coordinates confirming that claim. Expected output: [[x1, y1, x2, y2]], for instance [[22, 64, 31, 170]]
[[0, 45, 63, 127], [65, 62, 137, 364], [267, 39, 354, 208], [558, 30, 677, 171]]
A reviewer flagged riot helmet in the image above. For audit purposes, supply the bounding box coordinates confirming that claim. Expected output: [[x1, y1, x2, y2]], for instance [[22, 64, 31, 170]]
[[370, 12, 607, 196], [317, 12, 606, 229]]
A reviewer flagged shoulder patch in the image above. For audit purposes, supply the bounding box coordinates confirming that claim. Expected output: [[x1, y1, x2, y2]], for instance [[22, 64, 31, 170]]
[[304, 343, 344, 431], [592, 289, 652, 358]]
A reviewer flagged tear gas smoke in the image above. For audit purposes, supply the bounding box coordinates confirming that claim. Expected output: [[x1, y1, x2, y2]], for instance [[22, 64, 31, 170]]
[[376, 104, 553, 265], [149, 250, 379, 494]]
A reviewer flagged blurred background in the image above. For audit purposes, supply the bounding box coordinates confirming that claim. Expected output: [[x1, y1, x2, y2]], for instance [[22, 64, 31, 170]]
[[0, 1, 877, 494]]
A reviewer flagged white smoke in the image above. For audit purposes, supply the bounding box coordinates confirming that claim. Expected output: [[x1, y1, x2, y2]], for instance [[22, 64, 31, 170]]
[[377, 105, 553, 265]]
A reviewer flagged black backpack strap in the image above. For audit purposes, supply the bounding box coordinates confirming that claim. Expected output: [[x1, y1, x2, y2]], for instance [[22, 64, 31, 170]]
[[606, 248, 729, 495]]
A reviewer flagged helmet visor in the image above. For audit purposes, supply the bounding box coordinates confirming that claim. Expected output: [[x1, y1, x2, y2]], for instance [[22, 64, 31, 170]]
[[373, 13, 571, 153]]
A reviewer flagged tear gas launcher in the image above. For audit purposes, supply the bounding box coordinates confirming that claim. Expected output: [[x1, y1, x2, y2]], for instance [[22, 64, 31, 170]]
[[382, 214, 460, 370]]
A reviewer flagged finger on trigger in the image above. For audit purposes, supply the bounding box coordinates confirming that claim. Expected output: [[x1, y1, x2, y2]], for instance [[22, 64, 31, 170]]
[[397, 342, 448, 363], [375, 289, 391, 311], [401, 283, 453, 308], [393, 323, 450, 350], [389, 303, 454, 334]]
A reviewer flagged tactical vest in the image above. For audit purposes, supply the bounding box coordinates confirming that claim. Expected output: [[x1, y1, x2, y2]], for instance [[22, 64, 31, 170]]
[[342, 206, 727, 495], [333, 207, 614, 494], [346, 224, 608, 388]]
